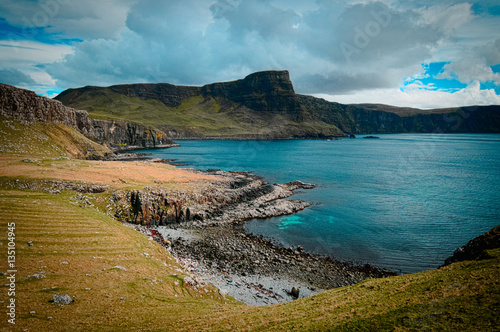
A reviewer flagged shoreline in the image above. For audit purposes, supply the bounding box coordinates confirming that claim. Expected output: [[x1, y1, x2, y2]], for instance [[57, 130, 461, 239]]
[[120, 166, 396, 306]]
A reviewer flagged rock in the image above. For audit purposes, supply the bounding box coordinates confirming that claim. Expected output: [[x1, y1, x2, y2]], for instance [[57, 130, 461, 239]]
[[219, 289, 228, 297], [183, 276, 195, 286], [291, 287, 300, 298], [27, 241, 34, 246], [30, 311, 36, 315], [349, 133, 356, 138], [60, 261, 69, 265], [52, 294, 73, 305], [112, 266, 127, 271], [363, 136, 380, 139], [443, 225, 500, 266]]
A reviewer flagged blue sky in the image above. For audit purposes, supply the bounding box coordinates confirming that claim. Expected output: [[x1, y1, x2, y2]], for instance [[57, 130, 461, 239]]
[[0, 0, 499, 109]]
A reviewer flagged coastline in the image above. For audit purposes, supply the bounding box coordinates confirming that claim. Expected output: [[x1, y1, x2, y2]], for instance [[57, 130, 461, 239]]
[[119, 166, 396, 305]]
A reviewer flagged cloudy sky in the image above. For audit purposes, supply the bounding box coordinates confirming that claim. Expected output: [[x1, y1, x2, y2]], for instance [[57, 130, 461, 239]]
[[0, 0, 499, 109]]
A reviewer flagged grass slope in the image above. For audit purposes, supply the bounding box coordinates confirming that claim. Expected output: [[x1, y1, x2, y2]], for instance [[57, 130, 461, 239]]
[[58, 89, 344, 138], [0, 115, 110, 159]]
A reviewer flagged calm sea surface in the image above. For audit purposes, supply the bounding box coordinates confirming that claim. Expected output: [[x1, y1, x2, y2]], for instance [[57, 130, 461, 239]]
[[136, 134, 500, 273]]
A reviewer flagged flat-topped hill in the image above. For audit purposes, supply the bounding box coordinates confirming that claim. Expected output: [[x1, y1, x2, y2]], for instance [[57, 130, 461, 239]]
[[55, 70, 500, 138]]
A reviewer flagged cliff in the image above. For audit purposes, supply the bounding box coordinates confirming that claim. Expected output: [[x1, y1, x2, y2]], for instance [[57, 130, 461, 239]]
[[55, 71, 500, 138], [0, 83, 175, 154]]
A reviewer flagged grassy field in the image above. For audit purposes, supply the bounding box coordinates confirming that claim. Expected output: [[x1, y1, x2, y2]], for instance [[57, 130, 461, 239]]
[[0, 117, 498, 331], [58, 89, 344, 138]]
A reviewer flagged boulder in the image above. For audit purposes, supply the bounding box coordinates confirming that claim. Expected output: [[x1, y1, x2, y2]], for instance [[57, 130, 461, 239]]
[[52, 294, 73, 305]]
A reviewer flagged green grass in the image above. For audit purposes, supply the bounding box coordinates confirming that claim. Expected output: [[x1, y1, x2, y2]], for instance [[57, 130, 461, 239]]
[[59, 89, 344, 138], [0, 115, 110, 159]]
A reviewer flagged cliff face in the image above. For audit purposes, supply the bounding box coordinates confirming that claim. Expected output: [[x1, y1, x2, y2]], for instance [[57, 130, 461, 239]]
[[202, 70, 303, 120], [54, 71, 500, 138], [0, 83, 175, 152]]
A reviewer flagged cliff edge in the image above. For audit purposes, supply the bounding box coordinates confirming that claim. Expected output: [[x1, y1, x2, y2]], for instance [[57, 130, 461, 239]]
[[0, 83, 176, 155]]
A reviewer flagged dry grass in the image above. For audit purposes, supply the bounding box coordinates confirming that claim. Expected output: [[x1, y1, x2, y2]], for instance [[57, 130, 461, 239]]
[[0, 156, 226, 191], [0, 188, 240, 332]]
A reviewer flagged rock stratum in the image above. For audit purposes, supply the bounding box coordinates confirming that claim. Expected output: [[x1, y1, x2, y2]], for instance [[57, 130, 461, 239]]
[[55, 70, 500, 138], [0, 83, 176, 158]]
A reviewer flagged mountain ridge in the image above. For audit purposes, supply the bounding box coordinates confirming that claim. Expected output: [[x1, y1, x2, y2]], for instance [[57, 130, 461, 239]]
[[55, 70, 500, 138]]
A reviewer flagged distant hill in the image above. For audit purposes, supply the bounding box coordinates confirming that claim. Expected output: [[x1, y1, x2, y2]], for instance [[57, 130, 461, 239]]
[[55, 71, 500, 138]]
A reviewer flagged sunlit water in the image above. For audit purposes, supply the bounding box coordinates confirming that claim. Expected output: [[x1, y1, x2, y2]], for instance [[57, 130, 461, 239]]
[[136, 134, 500, 273]]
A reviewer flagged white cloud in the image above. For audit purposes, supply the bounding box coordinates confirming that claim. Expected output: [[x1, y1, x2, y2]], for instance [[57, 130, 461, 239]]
[[0, 0, 134, 40], [0, 40, 73, 65], [442, 38, 500, 84], [319, 80, 500, 109], [0, 41, 73, 88]]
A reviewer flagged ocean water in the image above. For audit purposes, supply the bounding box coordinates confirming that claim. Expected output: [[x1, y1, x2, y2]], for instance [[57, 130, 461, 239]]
[[136, 134, 500, 273]]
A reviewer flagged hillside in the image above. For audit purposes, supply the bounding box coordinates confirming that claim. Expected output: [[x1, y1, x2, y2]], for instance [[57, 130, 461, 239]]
[[1, 83, 176, 154], [55, 70, 500, 138]]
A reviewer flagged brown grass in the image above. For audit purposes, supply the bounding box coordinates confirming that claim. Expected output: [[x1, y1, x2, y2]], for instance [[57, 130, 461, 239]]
[[0, 155, 226, 190]]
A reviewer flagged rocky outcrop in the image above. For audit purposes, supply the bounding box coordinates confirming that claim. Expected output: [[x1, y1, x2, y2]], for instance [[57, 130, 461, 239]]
[[443, 225, 500, 266], [0, 83, 175, 152], [202, 70, 303, 120], [110, 170, 315, 227]]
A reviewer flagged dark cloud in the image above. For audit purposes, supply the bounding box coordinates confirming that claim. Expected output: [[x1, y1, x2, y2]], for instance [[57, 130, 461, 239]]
[[0, 67, 36, 86]]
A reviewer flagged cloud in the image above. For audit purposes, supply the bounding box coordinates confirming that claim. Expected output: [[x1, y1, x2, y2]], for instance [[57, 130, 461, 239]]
[[442, 39, 500, 84], [0, 68, 36, 85], [1, 0, 499, 108], [43, 0, 486, 96], [0, 0, 133, 40], [318, 80, 500, 109], [0, 40, 73, 65]]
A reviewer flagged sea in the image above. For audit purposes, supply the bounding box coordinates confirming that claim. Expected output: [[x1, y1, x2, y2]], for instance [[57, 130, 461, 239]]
[[135, 134, 500, 274]]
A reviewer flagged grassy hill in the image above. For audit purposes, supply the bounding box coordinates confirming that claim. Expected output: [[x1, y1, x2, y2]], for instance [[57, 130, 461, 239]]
[[57, 87, 344, 139], [0, 115, 110, 159], [0, 113, 499, 331], [55, 71, 500, 138]]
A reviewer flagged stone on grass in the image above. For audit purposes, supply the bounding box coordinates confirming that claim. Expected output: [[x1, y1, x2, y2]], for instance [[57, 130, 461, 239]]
[[52, 294, 73, 305], [112, 266, 127, 271]]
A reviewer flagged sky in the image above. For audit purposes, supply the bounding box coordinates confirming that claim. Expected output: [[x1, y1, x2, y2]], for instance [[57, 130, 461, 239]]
[[0, 0, 499, 109]]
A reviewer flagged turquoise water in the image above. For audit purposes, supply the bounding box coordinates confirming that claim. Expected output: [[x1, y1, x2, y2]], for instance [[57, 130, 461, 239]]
[[136, 134, 500, 273]]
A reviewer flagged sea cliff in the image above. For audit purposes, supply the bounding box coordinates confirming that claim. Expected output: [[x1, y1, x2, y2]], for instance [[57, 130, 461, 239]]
[[0, 83, 176, 155], [55, 70, 500, 138]]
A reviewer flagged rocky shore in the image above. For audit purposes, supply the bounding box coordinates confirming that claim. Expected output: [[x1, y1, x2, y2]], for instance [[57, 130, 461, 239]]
[[115, 168, 396, 305]]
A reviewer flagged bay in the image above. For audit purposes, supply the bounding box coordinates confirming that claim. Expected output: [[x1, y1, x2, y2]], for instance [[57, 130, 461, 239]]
[[135, 134, 500, 274]]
